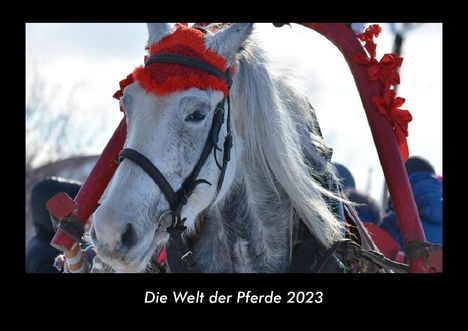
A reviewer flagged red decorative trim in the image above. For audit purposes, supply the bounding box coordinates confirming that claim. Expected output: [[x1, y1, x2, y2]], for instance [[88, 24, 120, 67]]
[[147, 26, 227, 72], [112, 25, 233, 110], [133, 64, 229, 97], [157, 247, 166, 265], [112, 73, 135, 112], [135, 25, 230, 97], [355, 24, 412, 161], [354, 53, 403, 88], [372, 90, 412, 160], [357, 24, 382, 59]]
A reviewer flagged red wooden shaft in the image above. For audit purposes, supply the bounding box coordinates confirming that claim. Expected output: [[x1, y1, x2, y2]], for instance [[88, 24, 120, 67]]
[[50, 118, 127, 251], [300, 23, 431, 272]]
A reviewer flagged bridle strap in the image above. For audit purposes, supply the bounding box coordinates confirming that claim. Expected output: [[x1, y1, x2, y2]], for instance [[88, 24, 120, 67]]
[[118, 98, 226, 211], [118, 148, 177, 208], [145, 53, 233, 87], [179, 100, 226, 198], [217, 93, 233, 192]]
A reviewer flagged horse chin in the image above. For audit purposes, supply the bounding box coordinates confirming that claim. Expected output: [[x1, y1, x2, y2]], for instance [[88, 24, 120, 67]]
[[103, 230, 168, 273], [112, 260, 148, 273]]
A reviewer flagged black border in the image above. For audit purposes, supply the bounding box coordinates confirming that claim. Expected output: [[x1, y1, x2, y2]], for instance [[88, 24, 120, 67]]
[[18, 15, 453, 315]]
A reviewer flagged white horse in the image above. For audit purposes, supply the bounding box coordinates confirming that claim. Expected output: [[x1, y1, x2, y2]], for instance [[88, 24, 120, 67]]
[[90, 23, 347, 273]]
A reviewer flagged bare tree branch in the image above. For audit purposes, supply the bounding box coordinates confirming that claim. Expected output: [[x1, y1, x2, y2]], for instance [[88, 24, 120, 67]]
[[26, 70, 104, 170]]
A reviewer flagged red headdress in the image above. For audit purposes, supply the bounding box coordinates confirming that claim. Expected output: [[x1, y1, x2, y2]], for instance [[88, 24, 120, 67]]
[[133, 25, 231, 97]]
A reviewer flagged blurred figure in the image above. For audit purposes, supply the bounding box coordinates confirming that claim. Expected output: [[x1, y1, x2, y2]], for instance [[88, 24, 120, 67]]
[[390, 23, 421, 56], [381, 156, 442, 246], [347, 188, 403, 260], [26, 177, 81, 273], [334, 163, 356, 190], [334, 163, 381, 224], [334, 163, 403, 260], [347, 190, 382, 226]]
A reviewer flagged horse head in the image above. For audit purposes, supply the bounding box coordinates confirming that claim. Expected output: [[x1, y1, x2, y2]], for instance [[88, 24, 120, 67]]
[[90, 23, 253, 272]]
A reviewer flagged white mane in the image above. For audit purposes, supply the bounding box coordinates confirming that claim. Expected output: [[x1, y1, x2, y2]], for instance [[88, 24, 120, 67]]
[[221, 33, 344, 248]]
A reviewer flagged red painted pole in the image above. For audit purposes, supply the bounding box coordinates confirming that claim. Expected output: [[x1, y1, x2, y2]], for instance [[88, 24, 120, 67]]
[[50, 118, 127, 252], [299, 23, 431, 272]]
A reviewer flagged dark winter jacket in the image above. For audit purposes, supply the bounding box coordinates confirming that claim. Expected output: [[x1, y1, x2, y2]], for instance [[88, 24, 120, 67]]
[[381, 171, 442, 246], [347, 189, 382, 226], [26, 177, 81, 273]]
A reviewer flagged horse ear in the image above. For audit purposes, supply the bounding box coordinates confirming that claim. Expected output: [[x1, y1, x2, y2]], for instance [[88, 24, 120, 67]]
[[205, 23, 254, 63], [147, 23, 174, 47]]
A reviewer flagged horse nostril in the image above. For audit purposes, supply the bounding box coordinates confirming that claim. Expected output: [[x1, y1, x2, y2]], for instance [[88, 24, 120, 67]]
[[120, 223, 137, 251]]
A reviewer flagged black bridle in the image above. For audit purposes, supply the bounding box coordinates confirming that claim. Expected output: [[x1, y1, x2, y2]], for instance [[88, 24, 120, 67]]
[[118, 53, 233, 271]]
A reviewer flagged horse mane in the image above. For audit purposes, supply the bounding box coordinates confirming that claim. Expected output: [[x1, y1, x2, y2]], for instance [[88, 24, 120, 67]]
[[224, 34, 345, 248]]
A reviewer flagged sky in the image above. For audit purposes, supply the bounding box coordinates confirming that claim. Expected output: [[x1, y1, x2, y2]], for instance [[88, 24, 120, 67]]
[[25, 23, 442, 202]]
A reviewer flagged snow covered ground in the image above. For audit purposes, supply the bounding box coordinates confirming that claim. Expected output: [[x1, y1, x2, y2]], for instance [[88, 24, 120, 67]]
[[26, 23, 442, 202]]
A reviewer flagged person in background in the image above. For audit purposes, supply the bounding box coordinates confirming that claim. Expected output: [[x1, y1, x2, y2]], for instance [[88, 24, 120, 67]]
[[333, 163, 404, 260], [333, 163, 356, 191], [26, 177, 82, 273], [380, 156, 442, 246], [334, 163, 382, 225], [347, 190, 382, 226]]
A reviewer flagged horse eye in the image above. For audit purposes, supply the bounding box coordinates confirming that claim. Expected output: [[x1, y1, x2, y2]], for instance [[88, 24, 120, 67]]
[[185, 111, 206, 122]]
